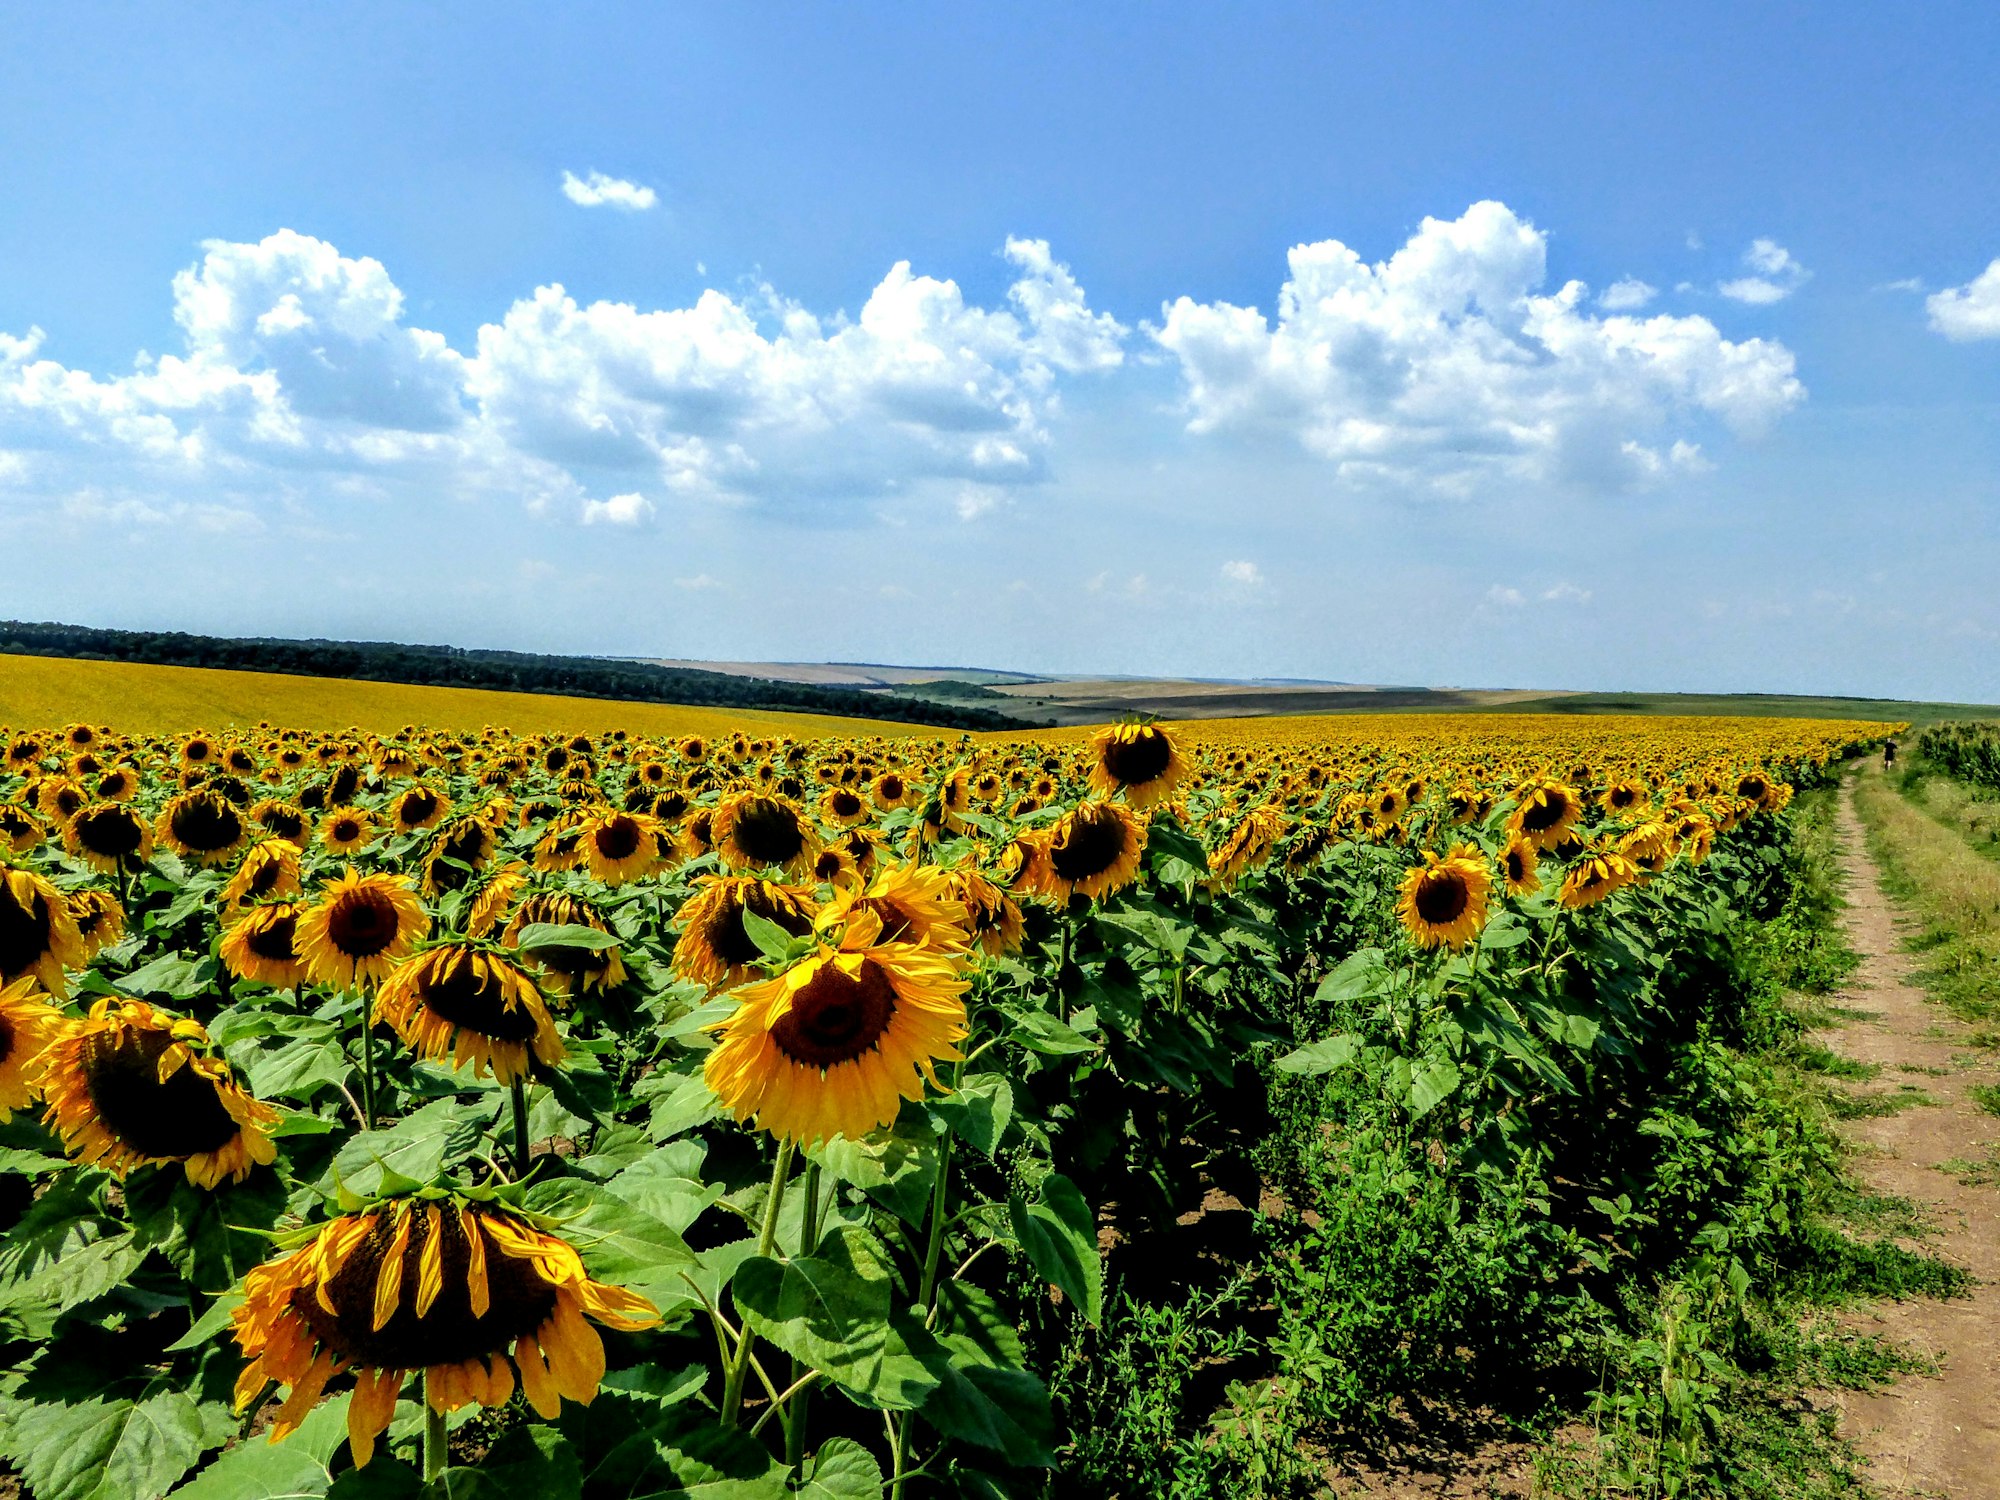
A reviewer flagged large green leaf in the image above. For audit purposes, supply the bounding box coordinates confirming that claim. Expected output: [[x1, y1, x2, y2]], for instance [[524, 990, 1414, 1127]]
[[0, 1230, 147, 1315], [1273, 1035, 1360, 1076], [732, 1253, 938, 1410], [809, 1117, 939, 1225], [3, 1391, 231, 1500], [926, 1073, 1012, 1158], [328, 1099, 489, 1197], [1007, 1174, 1101, 1326], [794, 1437, 885, 1499], [903, 1285, 1056, 1465]]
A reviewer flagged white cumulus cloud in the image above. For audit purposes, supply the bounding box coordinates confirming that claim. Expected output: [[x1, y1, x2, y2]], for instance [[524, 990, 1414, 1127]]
[[1599, 278, 1658, 311], [581, 491, 653, 525], [1152, 201, 1803, 494], [1718, 238, 1810, 305], [1927, 259, 2000, 341], [560, 171, 659, 212], [1220, 559, 1263, 586]]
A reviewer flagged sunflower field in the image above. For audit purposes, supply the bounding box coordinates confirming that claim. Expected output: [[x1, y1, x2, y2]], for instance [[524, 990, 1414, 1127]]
[[0, 710, 1888, 1498]]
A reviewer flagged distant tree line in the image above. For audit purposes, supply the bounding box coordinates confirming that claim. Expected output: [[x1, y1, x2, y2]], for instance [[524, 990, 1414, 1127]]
[[0, 620, 1040, 732]]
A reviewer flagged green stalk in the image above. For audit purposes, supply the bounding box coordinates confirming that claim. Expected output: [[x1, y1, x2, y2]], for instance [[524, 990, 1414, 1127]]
[[784, 1161, 823, 1473], [357, 995, 375, 1130], [510, 1077, 531, 1176], [893, 1125, 957, 1497], [720, 1141, 794, 1427], [422, 1377, 447, 1483]]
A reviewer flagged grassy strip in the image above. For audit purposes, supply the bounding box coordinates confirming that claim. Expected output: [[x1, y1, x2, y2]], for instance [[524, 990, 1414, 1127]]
[[1853, 764, 2000, 1035]]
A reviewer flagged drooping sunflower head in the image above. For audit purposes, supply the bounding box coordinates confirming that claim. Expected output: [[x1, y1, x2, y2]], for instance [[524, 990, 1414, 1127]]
[[1206, 805, 1287, 888], [231, 1195, 658, 1467], [420, 817, 499, 898], [948, 868, 1025, 956], [1559, 849, 1640, 911], [39, 996, 277, 1187], [376, 945, 562, 1085], [1396, 845, 1493, 951], [223, 839, 304, 911], [221, 901, 310, 989], [818, 787, 870, 828], [577, 810, 664, 886], [1617, 820, 1678, 874], [390, 784, 451, 837], [250, 799, 311, 843], [704, 937, 970, 1146], [504, 892, 625, 996], [65, 801, 153, 873], [712, 793, 820, 878], [1600, 779, 1650, 817], [1500, 835, 1541, 897], [0, 976, 66, 1120], [1507, 780, 1584, 852], [297, 869, 432, 990], [871, 771, 914, 811], [0, 866, 86, 997], [1089, 723, 1188, 809], [1020, 801, 1148, 904], [671, 876, 817, 989], [0, 804, 44, 856], [36, 776, 88, 823], [66, 888, 126, 961], [156, 789, 248, 867]]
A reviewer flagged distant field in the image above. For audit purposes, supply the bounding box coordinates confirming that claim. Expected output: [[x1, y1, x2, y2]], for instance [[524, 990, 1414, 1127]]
[[0, 653, 938, 739]]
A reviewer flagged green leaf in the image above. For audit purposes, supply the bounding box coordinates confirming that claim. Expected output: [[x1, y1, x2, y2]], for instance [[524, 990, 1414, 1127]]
[[809, 1117, 939, 1225], [172, 1440, 331, 1500], [328, 1099, 487, 1198], [736, 909, 797, 963], [732, 1254, 938, 1410], [523, 1180, 697, 1287], [1314, 947, 1389, 1007], [639, 1069, 725, 1142], [1405, 1056, 1462, 1121], [246, 1040, 353, 1105], [1008, 1174, 1101, 1326], [0, 1230, 146, 1315], [905, 1284, 1056, 1465], [1273, 1035, 1359, 1076], [511, 922, 623, 952], [927, 1074, 1012, 1157], [794, 1437, 885, 1499], [437, 1425, 582, 1500], [3, 1391, 231, 1500], [116, 951, 211, 1000], [1001, 1006, 1099, 1057]]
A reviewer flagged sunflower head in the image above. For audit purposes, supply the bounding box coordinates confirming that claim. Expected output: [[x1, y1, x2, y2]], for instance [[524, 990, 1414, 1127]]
[[1507, 781, 1584, 852], [1207, 805, 1286, 888], [297, 869, 432, 990], [0, 866, 86, 997], [671, 876, 817, 989], [223, 839, 305, 910], [1396, 845, 1493, 951], [0, 976, 66, 1120], [1020, 801, 1148, 904], [1089, 723, 1188, 809], [67, 888, 126, 961], [817, 863, 971, 955], [39, 996, 277, 1187], [1559, 849, 1641, 910], [1500, 836, 1541, 897], [504, 893, 626, 996], [65, 801, 153, 873], [376, 945, 562, 1085], [157, 789, 248, 867], [577, 810, 664, 886], [221, 901, 310, 989], [703, 936, 970, 1146], [712, 793, 820, 878], [0, 805, 43, 856], [232, 1194, 657, 1467]]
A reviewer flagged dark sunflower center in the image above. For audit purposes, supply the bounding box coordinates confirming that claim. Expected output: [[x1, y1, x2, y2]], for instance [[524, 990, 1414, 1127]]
[[708, 890, 811, 967], [80, 1026, 241, 1158], [1519, 794, 1570, 834], [246, 860, 283, 898], [1104, 733, 1171, 786], [1505, 850, 1528, 881], [328, 889, 401, 958], [420, 958, 540, 1041], [0, 889, 54, 974], [246, 912, 299, 962], [1611, 788, 1636, 808], [770, 959, 898, 1068], [1049, 809, 1128, 882], [439, 825, 488, 866], [171, 797, 243, 853], [879, 777, 905, 801], [259, 809, 307, 841], [332, 818, 362, 842], [594, 819, 643, 862], [730, 801, 805, 865], [400, 791, 438, 825], [830, 792, 862, 818], [293, 1207, 558, 1369], [76, 808, 144, 858], [1414, 873, 1470, 925]]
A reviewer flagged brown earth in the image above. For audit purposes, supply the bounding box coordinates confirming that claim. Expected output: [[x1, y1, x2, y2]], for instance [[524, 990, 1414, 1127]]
[[1826, 768, 2000, 1499]]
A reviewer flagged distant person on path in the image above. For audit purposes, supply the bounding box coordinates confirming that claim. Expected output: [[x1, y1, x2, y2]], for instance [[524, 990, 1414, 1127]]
[[1883, 738, 1897, 770]]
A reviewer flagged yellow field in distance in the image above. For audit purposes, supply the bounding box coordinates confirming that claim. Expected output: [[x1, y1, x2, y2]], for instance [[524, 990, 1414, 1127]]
[[0, 653, 940, 740]]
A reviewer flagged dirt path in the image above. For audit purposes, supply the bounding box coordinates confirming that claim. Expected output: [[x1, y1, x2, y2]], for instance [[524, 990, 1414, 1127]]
[[1827, 767, 2000, 1499]]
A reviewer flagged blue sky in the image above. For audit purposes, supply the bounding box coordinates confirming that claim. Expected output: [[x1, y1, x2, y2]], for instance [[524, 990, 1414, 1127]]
[[3, 4, 1998, 699]]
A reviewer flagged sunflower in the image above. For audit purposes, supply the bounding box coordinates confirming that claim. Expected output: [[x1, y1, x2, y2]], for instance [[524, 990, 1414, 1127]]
[[811, 846, 859, 886], [577, 810, 665, 885], [703, 931, 970, 1146], [230, 1196, 658, 1468], [0, 805, 43, 855], [948, 868, 1025, 956], [221, 901, 310, 989], [320, 809, 376, 857], [531, 814, 585, 874], [376, 945, 562, 1085], [821, 864, 971, 954], [156, 789, 248, 867], [1617, 820, 1678, 875], [671, 876, 818, 989], [1396, 845, 1493, 950], [0, 977, 65, 1120], [871, 771, 917, 811], [1507, 781, 1584, 852], [37, 776, 87, 823], [39, 997, 277, 1186], [1207, 805, 1287, 888], [1600, 779, 1650, 817], [1673, 813, 1716, 864], [504, 893, 625, 997], [250, 799, 312, 843], [223, 840, 304, 910], [0, 866, 86, 997], [92, 766, 138, 802], [421, 817, 497, 899], [390, 785, 451, 837], [712, 793, 820, 878], [64, 801, 153, 873], [67, 888, 125, 961], [818, 787, 871, 828], [1019, 801, 1148, 904], [1499, 836, 1541, 897], [1088, 723, 1188, 810], [1558, 850, 1640, 911], [297, 870, 431, 989], [466, 866, 530, 940]]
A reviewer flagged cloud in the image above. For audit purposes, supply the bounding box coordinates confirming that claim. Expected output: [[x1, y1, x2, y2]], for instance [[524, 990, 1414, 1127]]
[[674, 572, 722, 590], [1541, 582, 1592, 604], [581, 490, 653, 525], [1152, 201, 1803, 495], [0, 229, 1124, 524], [1927, 259, 2000, 341], [1599, 278, 1657, 311], [1878, 277, 1925, 294], [1486, 584, 1526, 607], [1219, 559, 1263, 586], [560, 171, 659, 212], [1718, 237, 1809, 304]]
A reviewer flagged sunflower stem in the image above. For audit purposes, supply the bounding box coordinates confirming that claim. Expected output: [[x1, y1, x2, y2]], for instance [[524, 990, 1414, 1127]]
[[784, 1162, 823, 1472], [357, 999, 375, 1130], [720, 1140, 794, 1428], [510, 1077, 531, 1176], [422, 1381, 447, 1483]]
